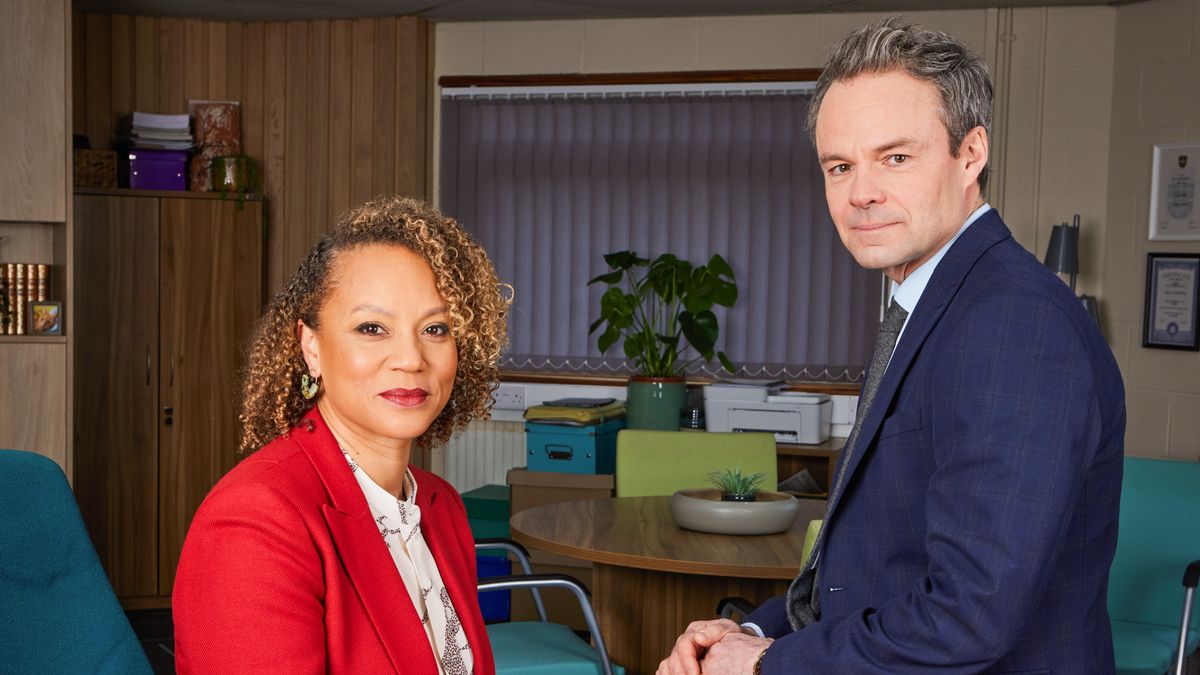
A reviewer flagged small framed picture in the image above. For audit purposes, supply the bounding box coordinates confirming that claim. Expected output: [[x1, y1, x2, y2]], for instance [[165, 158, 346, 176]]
[[1142, 254, 1199, 350], [1149, 142, 1200, 241], [28, 301, 62, 336]]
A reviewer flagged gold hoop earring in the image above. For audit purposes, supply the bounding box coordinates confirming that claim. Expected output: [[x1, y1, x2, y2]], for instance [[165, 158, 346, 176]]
[[301, 372, 321, 400]]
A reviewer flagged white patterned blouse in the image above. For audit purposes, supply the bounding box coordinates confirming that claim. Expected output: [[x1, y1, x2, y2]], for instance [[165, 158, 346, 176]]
[[342, 450, 474, 675]]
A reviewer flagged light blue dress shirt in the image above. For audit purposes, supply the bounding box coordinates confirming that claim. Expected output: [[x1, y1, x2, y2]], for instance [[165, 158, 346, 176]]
[[889, 202, 992, 351]]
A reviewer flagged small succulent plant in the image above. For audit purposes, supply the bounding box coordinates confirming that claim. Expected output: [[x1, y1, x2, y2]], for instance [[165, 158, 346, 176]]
[[707, 465, 766, 502]]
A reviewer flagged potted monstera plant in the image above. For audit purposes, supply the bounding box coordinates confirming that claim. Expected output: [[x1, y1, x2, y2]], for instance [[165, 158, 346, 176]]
[[588, 251, 737, 429]]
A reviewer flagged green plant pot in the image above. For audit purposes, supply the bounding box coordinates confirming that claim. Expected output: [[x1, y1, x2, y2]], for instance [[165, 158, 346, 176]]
[[627, 376, 687, 430]]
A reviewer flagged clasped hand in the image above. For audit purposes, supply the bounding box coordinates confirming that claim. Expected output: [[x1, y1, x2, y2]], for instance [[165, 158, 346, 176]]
[[657, 618, 773, 675]]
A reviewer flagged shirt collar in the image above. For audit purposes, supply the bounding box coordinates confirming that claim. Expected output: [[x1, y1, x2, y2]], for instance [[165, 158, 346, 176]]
[[890, 202, 991, 313]]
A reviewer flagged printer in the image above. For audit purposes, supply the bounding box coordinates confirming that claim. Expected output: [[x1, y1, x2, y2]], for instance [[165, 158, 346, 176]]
[[703, 381, 831, 445]]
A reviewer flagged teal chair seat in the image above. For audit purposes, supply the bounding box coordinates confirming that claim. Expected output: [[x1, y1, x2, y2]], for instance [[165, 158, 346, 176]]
[[488, 622, 625, 675], [0, 449, 151, 674], [1111, 620, 1200, 675]]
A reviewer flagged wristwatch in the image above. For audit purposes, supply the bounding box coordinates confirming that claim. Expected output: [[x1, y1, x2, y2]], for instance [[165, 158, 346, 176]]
[[752, 646, 769, 675]]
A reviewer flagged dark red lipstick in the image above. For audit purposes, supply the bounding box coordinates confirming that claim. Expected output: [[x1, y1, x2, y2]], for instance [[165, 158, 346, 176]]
[[380, 388, 430, 407]]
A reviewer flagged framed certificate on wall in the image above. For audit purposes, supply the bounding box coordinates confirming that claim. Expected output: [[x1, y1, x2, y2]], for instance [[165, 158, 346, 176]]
[[1149, 142, 1200, 241], [1143, 253, 1200, 350]]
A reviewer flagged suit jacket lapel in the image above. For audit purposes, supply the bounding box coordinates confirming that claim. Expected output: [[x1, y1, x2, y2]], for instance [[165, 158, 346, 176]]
[[824, 210, 1012, 520], [297, 409, 439, 675]]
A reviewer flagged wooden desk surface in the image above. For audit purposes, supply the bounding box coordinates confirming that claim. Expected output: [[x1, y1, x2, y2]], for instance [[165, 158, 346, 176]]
[[777, 436, 845, 457], [509, 496, 826, 579]]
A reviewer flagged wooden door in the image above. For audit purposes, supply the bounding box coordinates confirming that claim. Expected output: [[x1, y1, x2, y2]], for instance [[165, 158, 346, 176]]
[[158, 198, 263, 596], [0, 344, 68, 461], [0, 0, 67, 222], [72, 194, 160, 597]]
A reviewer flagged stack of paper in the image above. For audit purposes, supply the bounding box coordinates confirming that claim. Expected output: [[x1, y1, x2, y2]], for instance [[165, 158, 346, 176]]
[[524, 398, 627, 426], [119, 112, 194, 150]]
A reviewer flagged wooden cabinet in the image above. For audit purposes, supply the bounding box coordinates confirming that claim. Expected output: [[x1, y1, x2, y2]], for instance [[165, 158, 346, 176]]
[[0, 0, 68, 222], [73, 191, 263, 604], [0, 0, 72, 474]]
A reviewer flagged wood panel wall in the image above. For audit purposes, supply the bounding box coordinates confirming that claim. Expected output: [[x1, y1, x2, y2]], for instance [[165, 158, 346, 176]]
[[72, 13, 431, 292]]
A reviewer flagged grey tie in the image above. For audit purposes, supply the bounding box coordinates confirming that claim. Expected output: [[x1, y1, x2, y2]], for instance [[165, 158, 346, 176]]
[[785, 300, 909, 629]]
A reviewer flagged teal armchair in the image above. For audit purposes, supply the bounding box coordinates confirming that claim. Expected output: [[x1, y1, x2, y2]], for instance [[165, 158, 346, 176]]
[[1109, 456, 1200, 675], [476, 539, 622, 675], [0, 449, 151, 674]]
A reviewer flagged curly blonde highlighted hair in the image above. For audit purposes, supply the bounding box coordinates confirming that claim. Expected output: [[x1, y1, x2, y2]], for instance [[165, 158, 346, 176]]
[[239, 196, 509, 453]]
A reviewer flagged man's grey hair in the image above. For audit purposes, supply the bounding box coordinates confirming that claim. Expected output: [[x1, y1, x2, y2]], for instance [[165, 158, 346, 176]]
[[807, 16, 993, 193]]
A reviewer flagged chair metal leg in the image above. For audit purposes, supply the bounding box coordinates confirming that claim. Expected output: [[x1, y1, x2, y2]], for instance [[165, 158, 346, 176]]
[[475, 538, 548, 622], [1175, 561, 1200, 675]]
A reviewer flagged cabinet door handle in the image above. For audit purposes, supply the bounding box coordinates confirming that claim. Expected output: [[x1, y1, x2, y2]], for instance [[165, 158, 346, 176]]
[[146, 346, 151, 387], [169, 351, 175, 386]]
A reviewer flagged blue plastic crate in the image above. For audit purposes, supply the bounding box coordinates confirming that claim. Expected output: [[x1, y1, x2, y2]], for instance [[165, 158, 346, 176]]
[[525, 418, 625, 475], [476, 555, 511, 623]]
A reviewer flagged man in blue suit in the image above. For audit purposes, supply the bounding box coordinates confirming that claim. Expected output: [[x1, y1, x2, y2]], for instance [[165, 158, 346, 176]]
[[658, 16, 1125, 675]]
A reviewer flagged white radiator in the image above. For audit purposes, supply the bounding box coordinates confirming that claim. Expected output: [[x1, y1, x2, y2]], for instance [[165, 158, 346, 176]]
[[444, 419, 526, 493]]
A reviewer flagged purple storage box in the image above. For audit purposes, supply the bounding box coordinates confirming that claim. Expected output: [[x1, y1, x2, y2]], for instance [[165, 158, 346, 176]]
[[125, 150, 188, 191]]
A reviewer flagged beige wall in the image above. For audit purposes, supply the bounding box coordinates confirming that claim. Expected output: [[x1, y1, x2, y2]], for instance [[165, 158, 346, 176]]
[[434, 7, 1115, 261], [436, 8, 1200, 459], [1104, 0, 1200, 460]]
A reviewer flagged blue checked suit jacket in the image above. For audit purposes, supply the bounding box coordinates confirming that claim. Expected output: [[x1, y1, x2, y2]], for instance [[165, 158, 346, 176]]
[[745, 209, 1126, 674]]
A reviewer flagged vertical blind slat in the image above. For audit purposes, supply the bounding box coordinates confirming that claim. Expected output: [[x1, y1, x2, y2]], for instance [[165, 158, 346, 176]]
[[440, 91, 879, 381]]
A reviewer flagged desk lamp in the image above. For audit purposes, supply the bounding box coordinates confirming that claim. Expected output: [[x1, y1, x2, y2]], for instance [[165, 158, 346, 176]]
[[1043, 214, 1100, 325]]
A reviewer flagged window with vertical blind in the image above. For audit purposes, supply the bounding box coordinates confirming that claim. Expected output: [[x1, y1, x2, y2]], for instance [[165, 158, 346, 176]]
[[440, 79, 882, 382]]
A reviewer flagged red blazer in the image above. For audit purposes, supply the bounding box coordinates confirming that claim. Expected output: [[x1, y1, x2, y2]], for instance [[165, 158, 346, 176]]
[[173, 408, 495, 674]]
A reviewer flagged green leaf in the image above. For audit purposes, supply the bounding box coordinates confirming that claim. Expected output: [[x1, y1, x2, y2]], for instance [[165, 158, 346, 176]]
[[682, 285, 714, 315], [602, 250, 641, 271], [718, 352, 735, 374], [706, 464, 765, 496], [685, 310, 719, 355], [647, 257, 684, 303], [598, 325, 621, 353], [707, 253, 734, 280], [587, 270, 625, 286], [711, 281, 738, 307], [623, 332, 645, 359], [598, 287, 624, 318], [589, 317, 606, 335]]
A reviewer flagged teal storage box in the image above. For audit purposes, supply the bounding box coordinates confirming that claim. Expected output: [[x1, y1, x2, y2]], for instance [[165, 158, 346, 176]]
[[463, 484, 510, 555], [524, 418, 626, 475]]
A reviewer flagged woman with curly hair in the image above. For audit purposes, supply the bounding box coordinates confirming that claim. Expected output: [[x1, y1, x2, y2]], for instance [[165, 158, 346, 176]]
[[173, 196, 509, 674]]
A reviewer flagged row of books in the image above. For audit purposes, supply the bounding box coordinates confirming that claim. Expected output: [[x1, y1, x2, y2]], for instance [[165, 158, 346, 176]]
[[1, 263, 51, 335]]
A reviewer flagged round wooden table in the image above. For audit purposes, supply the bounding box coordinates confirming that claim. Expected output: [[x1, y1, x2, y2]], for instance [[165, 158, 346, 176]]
[[510, 496, 825, 675]]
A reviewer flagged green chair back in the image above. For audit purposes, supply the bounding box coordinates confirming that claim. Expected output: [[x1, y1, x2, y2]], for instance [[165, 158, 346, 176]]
[[614, 430, 777, 498], [802, 518, 822, 567], [1109, 456, 1200, 674], [0, 449, 151, 674]]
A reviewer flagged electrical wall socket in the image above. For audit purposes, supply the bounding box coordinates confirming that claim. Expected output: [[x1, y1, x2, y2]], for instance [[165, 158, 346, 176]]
[[493, 383, 526, 410]]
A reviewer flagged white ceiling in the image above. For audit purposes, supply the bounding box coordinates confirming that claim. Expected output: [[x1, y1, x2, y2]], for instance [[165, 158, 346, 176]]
[[73, 0, 1135, 23]]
